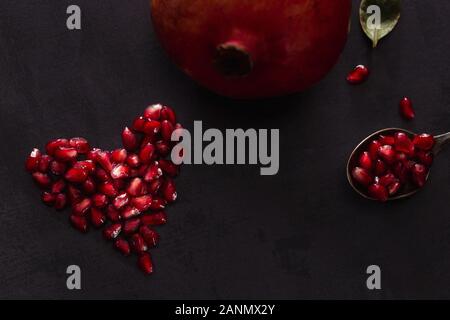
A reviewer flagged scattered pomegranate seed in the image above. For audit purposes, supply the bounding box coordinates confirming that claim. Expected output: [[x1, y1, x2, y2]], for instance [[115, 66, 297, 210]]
[[54, 193, 67, 210], [65, 167, 88, 183], [25, 148, 42, 172], [378, 145, 396, 164], [368, 140, 381, 160], [140, 211, 167, 226], [69, 137, 90, 154], [379, 135, 395, 146], [416, 151, 433, 167], [42, 192, 56, 206], [114, 238, 131, 256], [394, 132, 415, 156], [54, 147, 78, 162], [346, 65, 369, 85], [138, 252, 153, 274], [413, 134, 435, 151], [38, 155, 52, 173], [130, 233, 148, 253], [26, 104, 182, 274], [399, 97, 415, 120], [122, 127, 138, 151], [103, 223, 122, 240], [123, 218, 141, 235], [140, 226, 159, 247], [351, 167, 373, 187], [90, 208, 106, 228], [32, 172, 51, 188], [70, 215, 88, 233]]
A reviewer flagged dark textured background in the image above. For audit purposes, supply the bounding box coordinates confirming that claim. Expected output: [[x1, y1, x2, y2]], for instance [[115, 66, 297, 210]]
[[0, 0, 449, 299]]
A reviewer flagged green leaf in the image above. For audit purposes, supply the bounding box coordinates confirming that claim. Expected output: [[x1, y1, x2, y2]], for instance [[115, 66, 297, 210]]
[[360, 0, 401, 48]]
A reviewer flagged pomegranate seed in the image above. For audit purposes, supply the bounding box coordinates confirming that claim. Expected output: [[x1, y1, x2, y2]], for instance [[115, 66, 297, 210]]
[[103, 223, 122, 240], [122, 127, 138, 151], [150, 197, 167, 210], [139, 143, 155, 164], [144, 104, 163, 120], [54, 147, 78, 162], [148, 178, 162, 194], [95, 168, 110, 182], [160, 105, 176, 125], [127, 178, 145, 196], [46, 139, 69, 156], [123, 218, 141, 235], [69, 137, 90, 154], [51, 179, 66, 194], [368, 184, 388, 202], [416, 151, 433, 167], [374, 160, 387, 175], [358, 151, 372, 170], [161, 178, 177, 202], [413, 134, 435, 151], [70, 215, 88, 233], [38, 155, 52, 173], [130, 233, 147, 253], [159, 159, 179, 177], [143, 120, 161, 136], [121, 206, 141, 220], [42, 192, 55, 206], [82, 177, 96, 195], [98, 181, 118, 197], [126, 153, 141, 168], [111, 163, 130, 179], [89, 207, 106, 228], [393, 162, 409, 183], [140, 211, 167, 226], [96, 151, 113, 172], [54, 193, 67, 210], [113, 192, 129, 209], [50, 160, 66, 175], [25, 148, 42, 172], [72, 198, 92, 216], [86, 148, 101, 161], [131, 195, 153, 212], [368, 140, 381, 159], [155, 140, 170, 157], [378, 145, 396, 164], [378, 173, 396, 187], [351, 167, 372, 187], [32, 172, 51, 188], [161, 120, 174, 142], [387, 181, 401, 196], [106, 204, 121, 222], [92, 193, 108, 208], [144, 162, 162, 182], [411, 163, 428, 187], [65, 167, 88, 183], [140, 226, 159, 247], [67, 185, 82, 204], [111, 148, 128, 163], [74, 160, 96, 174], [394, 132, 415, 155], [346, 65, 369, 84], [138, 252, 153, 274], [399, 97, 415, 120], [133, 116, 146, 132], [140, 135, 155, 149], [379, 135, 395, 146], [114, 238, 131, 256]]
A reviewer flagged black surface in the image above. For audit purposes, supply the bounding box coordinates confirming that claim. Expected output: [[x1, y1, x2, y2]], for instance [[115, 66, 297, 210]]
[[0, 1, 449, 299]]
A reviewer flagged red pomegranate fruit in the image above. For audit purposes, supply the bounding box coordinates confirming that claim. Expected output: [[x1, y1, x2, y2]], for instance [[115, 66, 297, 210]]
[[150, 0, 352, 98]]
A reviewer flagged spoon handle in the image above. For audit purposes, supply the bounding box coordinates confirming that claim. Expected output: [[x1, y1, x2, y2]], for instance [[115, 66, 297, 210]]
[[434, 132, 450, 154]]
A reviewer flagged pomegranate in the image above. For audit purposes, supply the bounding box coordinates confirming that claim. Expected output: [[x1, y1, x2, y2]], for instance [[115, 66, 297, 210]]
[[150, 0, 352, 98], [25, 104, 183, 274], [350, 131, 434, 202]]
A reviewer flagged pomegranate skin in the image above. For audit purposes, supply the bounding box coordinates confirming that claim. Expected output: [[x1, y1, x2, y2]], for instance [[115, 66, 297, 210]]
[[151, 0, 352, 98]]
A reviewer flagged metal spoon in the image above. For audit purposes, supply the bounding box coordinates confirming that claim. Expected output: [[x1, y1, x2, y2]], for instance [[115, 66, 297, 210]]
[[347, 128, 450, 201]]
